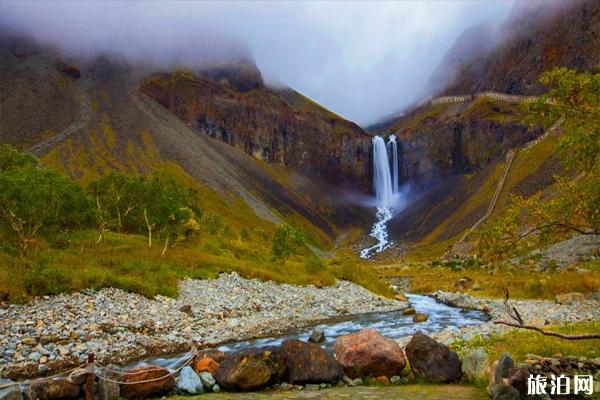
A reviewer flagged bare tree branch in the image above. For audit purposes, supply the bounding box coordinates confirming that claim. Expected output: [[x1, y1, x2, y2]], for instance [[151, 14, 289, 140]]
[[496, 287, 600, 340], [493, 321, 600, 340]]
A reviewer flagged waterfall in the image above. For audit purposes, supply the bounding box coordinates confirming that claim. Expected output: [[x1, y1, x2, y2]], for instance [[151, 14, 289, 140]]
[[360, 135, 402, 258], [372, 136, 394, 207], [389, 134, 399, 195]]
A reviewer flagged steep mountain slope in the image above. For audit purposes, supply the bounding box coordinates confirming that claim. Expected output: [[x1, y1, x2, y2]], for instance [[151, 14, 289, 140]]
[[0, 34, 371, 245], [438, 0, 600, 95], [140, 69, 373, 190], [379, 0, 598, 252]]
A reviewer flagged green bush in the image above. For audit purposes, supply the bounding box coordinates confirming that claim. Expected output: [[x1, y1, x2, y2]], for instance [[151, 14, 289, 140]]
[[271, 224, 303, 264]]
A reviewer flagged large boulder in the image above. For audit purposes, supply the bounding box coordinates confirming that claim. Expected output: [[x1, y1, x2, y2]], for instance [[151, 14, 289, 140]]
[[405, 332, 462, 383], [494, 353, 514, 384], [29, 378, 80, 400], [214, 347, 285, 391], [280, 340, 343, 384], [195, 349, 228, 364], [507, 366, 530, 397], [119, 365, 175, 399], [462, 347, 489, 382], [0, 379, 22, 400], [333, 329, 406, 378], [176, 366, 203, 395]]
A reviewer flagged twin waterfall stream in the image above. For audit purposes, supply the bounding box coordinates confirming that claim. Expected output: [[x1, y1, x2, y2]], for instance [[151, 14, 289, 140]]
[[360, 135, 402, 259]]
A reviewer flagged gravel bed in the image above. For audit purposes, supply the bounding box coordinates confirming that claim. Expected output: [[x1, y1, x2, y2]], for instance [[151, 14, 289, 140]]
[[0, 273, 406, 379]]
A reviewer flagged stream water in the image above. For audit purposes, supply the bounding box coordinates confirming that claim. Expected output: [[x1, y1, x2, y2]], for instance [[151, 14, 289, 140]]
[[134, 294, 489, 370]]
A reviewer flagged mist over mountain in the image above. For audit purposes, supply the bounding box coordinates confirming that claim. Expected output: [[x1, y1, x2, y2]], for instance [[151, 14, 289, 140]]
[[0, 0, 515, 124]]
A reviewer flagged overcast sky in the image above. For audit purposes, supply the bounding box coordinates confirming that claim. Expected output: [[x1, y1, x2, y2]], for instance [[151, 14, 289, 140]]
[[1, 1, 514, 125]]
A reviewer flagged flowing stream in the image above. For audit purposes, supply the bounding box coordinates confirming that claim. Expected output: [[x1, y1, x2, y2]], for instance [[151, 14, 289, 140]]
[[360, 135, 402, 258], [132, 294, 489, 370]]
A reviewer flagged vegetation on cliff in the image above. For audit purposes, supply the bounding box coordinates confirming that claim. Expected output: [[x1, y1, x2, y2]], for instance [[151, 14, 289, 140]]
[[479, 67, 600, 263]]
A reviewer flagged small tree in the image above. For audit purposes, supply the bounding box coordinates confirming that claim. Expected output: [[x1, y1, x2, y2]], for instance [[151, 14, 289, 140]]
[[142, 173, 200, 255], [0, 144, 38, 172], [0, 164, 89, 254], [271, 224, 303, 264], [88, 172, 147, 236]]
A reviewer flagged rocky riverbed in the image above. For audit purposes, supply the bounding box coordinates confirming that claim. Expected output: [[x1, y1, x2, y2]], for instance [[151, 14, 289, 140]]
[[0, 273, 407, 379], [395, 290, 600, 347]]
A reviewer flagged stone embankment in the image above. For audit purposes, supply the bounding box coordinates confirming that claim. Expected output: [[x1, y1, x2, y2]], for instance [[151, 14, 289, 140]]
[[0, 273, 407, 379], [0, 329, 466, 400]]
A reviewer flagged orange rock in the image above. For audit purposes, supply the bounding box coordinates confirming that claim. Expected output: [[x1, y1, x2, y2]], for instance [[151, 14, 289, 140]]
[[375, 376, 390, 385], [193, 357, 220, 375]]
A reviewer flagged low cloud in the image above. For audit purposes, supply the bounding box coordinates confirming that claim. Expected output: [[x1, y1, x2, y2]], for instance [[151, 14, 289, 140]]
[[1, 0, 515, 124]]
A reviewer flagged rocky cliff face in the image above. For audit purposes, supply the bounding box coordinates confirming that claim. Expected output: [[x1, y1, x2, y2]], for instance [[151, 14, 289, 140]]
[[384, 100, 542, 189], [140, 68, 373, 190], [438, 0, 600, 96]]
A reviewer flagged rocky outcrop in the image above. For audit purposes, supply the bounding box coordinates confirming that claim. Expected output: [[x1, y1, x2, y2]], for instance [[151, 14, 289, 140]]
[[140, 70, 372, 190], [214, 347, 286, 392], [280, 340, 343, 384], [119, 366, 175, 399], [333, 329, 407, 378], [392, 117, 541, 189], [405, 332, 462, 383]]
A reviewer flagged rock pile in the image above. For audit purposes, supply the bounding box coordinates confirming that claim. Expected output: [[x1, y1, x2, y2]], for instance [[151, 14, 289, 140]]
[[1, 329, 465, 399], [0, 273, 406, 379]]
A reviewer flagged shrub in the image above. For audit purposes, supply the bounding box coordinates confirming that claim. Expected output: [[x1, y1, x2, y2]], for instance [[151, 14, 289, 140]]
[[271, 224, 303, 264]]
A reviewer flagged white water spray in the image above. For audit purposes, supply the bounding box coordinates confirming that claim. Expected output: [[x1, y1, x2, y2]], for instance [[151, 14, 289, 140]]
[[360, 135, 403, 259]]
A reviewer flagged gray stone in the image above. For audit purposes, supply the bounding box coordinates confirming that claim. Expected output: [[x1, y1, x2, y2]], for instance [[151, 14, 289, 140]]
[[308, 328, 325, 343], [198, 372, 215, 389], [462, 347, 489, 382], [0, 379, 23, 400], [491, 384, 520, 400], [97, 365, 120, 400], [177, 366, 203, 395], [305, 384, 320, 391], [390, 375, 401, 384], [351, 378, 363, 386], [212, 384, 220, 393], [37, 364, 48, 375], [28, 352, 41, 362], [494, 353, 514, 384]]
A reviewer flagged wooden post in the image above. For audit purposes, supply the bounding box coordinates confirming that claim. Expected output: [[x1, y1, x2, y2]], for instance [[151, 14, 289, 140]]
[[85, 353, 95, 400]]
